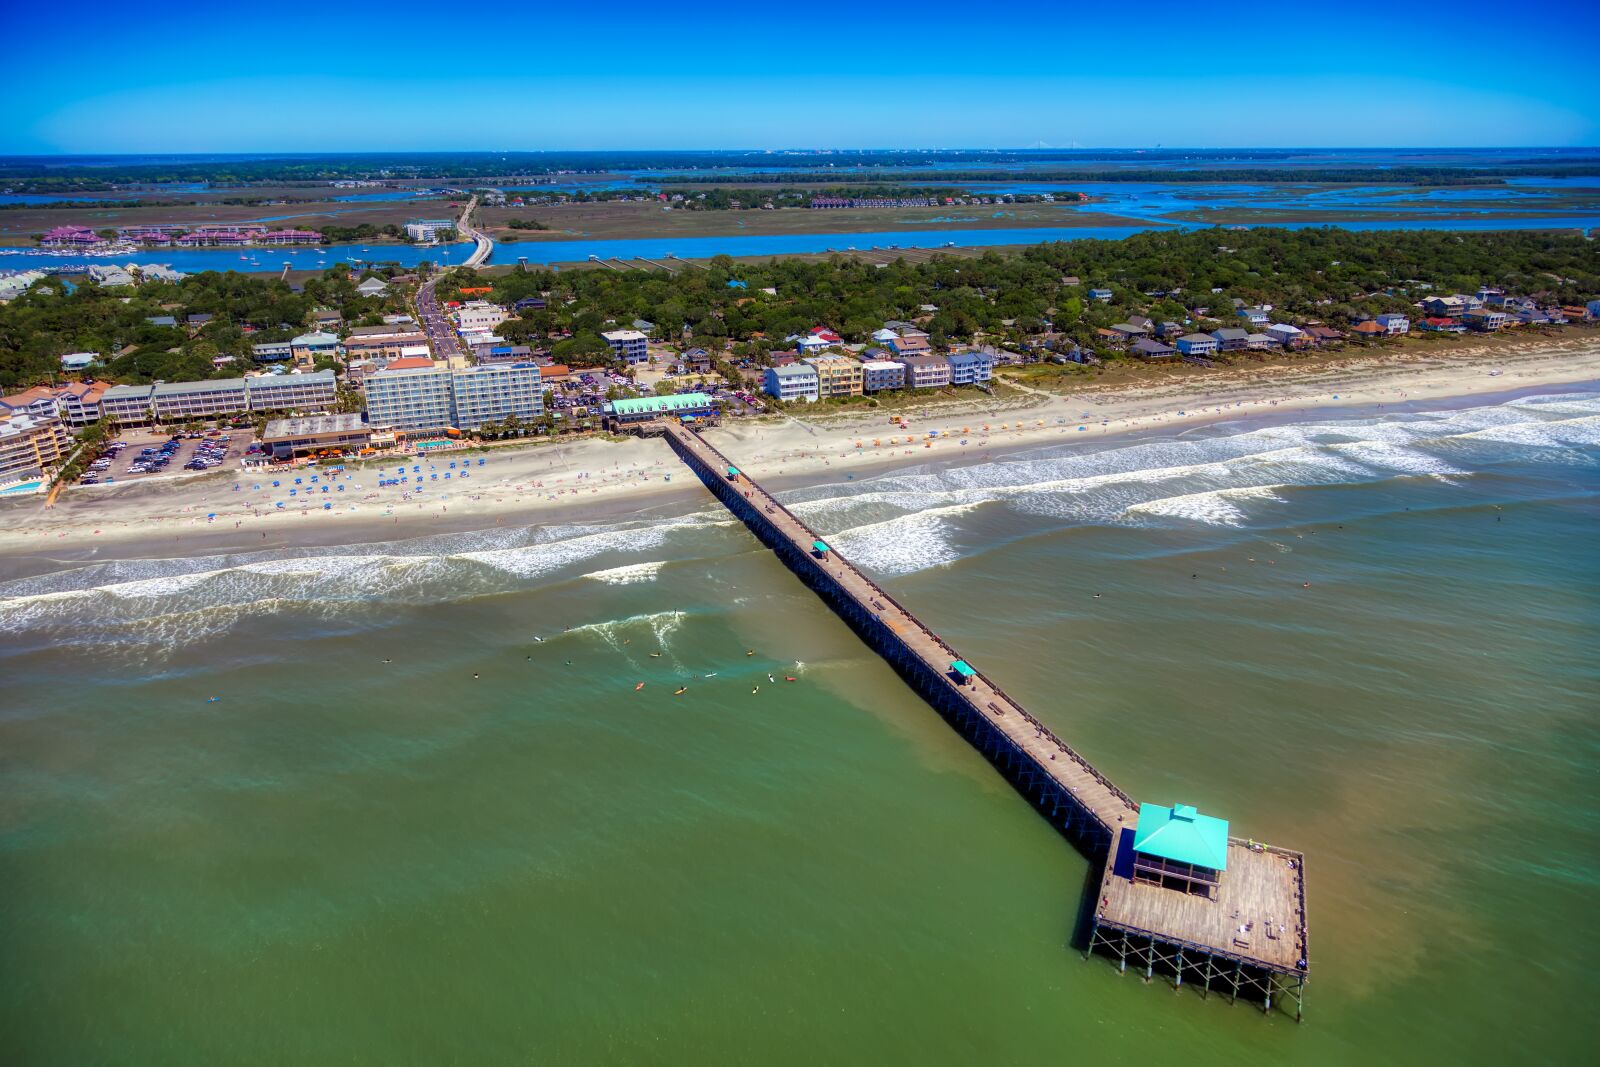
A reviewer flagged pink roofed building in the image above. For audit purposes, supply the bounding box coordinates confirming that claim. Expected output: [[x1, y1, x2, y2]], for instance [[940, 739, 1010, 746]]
[[40, 226, 102, 248], [176, 229, 254, 247]]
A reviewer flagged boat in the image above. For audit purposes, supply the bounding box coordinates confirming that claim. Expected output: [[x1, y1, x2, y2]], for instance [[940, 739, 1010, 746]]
[[649, 652, 663, 658], [751, 686, 759, 694]]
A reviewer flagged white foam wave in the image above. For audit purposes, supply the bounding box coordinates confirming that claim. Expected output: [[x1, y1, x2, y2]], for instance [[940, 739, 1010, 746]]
[[584, 561, 666, 585], [1124, 485, 1288, 527]]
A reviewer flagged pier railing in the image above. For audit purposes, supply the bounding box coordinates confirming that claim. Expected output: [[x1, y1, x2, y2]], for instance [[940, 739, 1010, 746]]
[[664, 421, 1138, 819]]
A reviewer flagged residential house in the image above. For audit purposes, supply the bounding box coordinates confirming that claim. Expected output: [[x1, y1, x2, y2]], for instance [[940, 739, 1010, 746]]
[[145, 315, 179, 328], [899, 355, 952, 389], [860, 359, 905, 392], [888, 333, 931, 357], [1374, 314, 1411, 336], [1110, 322, 1150, 340], [1129, 338, 1176, 361], [1265, 323, 1307, 348], [1087, 288, 1113, 302], [1350, 321, 1387, 339], [1236, 307, 1269, 327], [1462, 309, 1508, 332], [1176, 333, 1219, 357], [1209, 327, 1249, 352], [1421, 294, 1482, 317], [805, 355, 864, 397], [1304, 325, 1344, 345], [59, 352, 97, 372], [945, 351, 994, 383], [763, 363, 820, 403], [252, 341, 294, 362]]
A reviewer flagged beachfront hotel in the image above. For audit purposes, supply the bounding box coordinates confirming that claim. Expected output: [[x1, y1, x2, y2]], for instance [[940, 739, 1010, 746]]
[[97, 372, 337, 427], [365, 360, 545, 433], [804, 354, 865, 398], [450, 363, 545, 431], [0, 412, 74, 483]]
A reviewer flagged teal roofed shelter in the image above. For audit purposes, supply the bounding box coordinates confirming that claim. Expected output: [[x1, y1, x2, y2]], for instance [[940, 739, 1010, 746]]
[[1131, 802, 1230, 898], [949, 659, 977, 685]]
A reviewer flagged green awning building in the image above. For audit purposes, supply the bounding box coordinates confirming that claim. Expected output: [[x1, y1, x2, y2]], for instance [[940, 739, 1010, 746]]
[[1131, 802, 1230, 898]]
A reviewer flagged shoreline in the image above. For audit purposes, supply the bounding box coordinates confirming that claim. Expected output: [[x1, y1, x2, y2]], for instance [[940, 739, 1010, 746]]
[[2, 337, 1596, 574]]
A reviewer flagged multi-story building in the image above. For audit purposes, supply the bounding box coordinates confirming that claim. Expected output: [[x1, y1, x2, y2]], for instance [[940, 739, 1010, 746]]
[[290, 331, 341, 369], [245, 370, 338, 414], [763, 363, 820, 403], [450, 363, 545, 430], [805, 355, 864, 397], [149, 379, 249, 422], [861, 359, 905, 393], [342, 325, 430, 361], [1374, 314, 1411, 336], [100, 384, 157, 426], [405, 219, 455, 242], [0, 386, 60, 420], [55, 381, 110, 426], [1176, 333, 1219, 357], [0, 413, 74, 482], [601, 329, 650, 364], [365, 363, 456, 432], [946, 351, 994, 385], [252, 341, 294, 362], [899, 355, 952, 389], [455, 301, 508, 332], [1462, 309, 1509, 332]]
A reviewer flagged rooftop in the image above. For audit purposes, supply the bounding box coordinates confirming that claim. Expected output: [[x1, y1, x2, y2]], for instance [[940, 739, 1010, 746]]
[[1134, 802, 1229, 870], [263, 413, 367, 440], [607, 392, 715, 416]]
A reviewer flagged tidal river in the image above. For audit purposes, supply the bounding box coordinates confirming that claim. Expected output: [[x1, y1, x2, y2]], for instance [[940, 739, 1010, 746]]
[[1, 389, 1596, 1064]]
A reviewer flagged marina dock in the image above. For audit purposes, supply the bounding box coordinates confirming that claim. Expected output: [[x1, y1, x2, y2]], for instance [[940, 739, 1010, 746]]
[[651, 418, 1310, 1020]]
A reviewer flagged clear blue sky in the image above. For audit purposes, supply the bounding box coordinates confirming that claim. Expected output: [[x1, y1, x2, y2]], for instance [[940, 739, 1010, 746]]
[[5, 0, 1597, 154]]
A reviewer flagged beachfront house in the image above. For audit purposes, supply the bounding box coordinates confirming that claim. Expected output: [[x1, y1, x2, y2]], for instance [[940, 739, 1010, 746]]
[[805, 355, 864, 398], [1176, 333, 1219, 357], [1422, 294, 1482, 317], [1129, 338, 1177, 361], [1129, 802, 1229, 900], [763, 363, 820, 403], [861, 359, 906, 392], [1375, 314, 1411, 336], [946, 351, 995, 384], [1462, 309, 1508, 332], [888, 334, 932, 357], [1210, 327, 1249, 352], [900, 355, 952, 389], [1265, 323, 1307, 348]]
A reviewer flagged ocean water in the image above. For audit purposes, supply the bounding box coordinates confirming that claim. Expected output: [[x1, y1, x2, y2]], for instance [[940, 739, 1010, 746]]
[[1, 391, 1597, 1063]]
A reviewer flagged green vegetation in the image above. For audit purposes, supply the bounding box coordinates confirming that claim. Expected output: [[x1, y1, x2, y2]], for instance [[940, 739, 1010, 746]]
[[466, 229, 1599, 361], [0, 269, 407, 388], [651, 166, 1600, 187], [319, 223, 405, 243]]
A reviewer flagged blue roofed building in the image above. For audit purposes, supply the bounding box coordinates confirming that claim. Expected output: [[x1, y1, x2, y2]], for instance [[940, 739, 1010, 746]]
[[1131, 802, 1229, 898], [946, 350, 994, 385]]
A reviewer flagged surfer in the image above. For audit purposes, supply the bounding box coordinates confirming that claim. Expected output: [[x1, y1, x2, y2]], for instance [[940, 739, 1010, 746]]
[[635, 682, 645, 691]]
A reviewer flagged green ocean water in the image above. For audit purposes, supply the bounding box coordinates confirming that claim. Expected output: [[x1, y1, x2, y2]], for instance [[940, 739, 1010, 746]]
[[2, 390, 1597, 1064]]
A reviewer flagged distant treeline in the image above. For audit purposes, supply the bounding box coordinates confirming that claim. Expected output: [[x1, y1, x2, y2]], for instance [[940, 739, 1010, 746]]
[[650, 166, 1600, 186], [527, 185, 1017, 209], [0, 199, 147, 211]]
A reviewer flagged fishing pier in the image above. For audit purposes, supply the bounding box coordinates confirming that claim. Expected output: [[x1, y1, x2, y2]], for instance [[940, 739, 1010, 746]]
[[650, 418, 1310, 1020]]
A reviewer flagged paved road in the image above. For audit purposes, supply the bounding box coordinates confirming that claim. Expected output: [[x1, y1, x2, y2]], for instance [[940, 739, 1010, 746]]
[[415, 274, 464, 360], [458, 195, 493, 268]]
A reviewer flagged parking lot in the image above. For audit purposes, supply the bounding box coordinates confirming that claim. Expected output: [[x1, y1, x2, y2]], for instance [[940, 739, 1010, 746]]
[[79, 431, 254, 485]]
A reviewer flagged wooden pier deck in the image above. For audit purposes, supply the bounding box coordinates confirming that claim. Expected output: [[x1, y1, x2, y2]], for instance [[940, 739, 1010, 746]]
[[654, 419, 1309, 1018]]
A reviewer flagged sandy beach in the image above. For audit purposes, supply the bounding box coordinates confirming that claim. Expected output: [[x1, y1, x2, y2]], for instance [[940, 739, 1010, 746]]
[[3, 336, 1596, 563]]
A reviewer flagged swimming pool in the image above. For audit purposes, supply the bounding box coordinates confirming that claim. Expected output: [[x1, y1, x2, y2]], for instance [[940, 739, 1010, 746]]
[[0, 479, 44, 496]]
